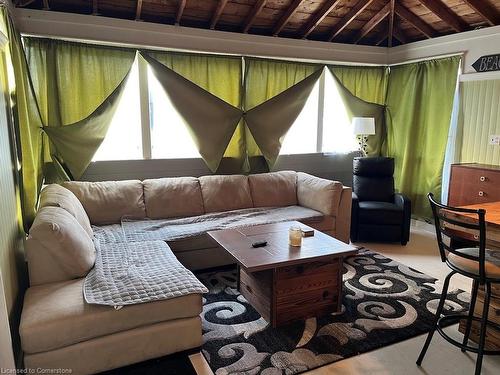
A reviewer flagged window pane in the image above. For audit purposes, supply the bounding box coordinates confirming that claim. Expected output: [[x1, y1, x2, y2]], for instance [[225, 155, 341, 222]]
[[93, 60, 142, 161], [321, 70, 358, 153], [148, 67, 201, 159], [280, 82, 319, 155]]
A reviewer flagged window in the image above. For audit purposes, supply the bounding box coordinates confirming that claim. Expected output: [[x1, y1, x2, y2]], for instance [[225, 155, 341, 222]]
[[280, 68, 358, 155], [321, 69, 358, 153], [93, 61, 358, 162], [93, 60, 142, 161], [280, 82, 320, 155], [148, 67, 200, 159]]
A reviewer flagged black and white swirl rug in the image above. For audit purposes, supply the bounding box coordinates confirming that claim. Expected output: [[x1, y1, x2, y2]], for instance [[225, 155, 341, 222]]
[[198, 249, 470, 375]]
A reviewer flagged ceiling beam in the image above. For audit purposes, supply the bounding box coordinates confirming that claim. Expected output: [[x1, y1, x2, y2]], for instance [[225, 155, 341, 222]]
[[352, 2, 390, 44], [388, 0, 395, 47], [15, 0, 37, 6], [327, 0, 375, 42], [242, 0, 267, 33], [417, 0, 468, 32], [135, 0, 142, 21], [375, 25, 388, 46], [462, 0, 500, 26], [298, 0, 342, 39], [210, 0, 229, 29], [175, 0, 186, 25], [393, 25, 407, 44], [394, 3, 436, 38], [272, 0, 306, 36]]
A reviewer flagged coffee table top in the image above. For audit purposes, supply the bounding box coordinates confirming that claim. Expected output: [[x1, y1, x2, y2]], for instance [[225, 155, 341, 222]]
[[207, 221, 358, 272]]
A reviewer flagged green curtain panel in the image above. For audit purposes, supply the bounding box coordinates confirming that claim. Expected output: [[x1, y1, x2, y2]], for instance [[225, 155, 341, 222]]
[[42, 72, 130, 179], [24, 38, 136, 126], [1, 7, 44, 227], [328, 68, 387, 156], [147, 51, 245, 167], [458, 79, 500, 165], [142, 52, 243, 172], [330, 65, 389, 105], [384, 56, 461, 218], [245, 69, 323, 168], [23, 38, 136, 180], [244, 58, 322, 160]]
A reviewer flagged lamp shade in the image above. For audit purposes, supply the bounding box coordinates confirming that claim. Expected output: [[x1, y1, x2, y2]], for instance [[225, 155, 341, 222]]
[[352, 117, 375, 135]]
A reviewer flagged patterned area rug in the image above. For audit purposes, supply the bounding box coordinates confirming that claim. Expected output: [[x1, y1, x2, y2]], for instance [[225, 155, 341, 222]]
[[198, 250, 470, 375]]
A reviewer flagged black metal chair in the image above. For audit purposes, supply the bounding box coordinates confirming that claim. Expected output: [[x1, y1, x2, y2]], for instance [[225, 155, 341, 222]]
[[417, 193, 500, 375]]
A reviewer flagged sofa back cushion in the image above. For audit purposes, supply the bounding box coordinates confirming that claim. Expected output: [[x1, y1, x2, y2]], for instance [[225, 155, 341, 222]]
[[38, 184, 93, 237], [26, 206, 95, 286], [248, 171, 297, 207], [199, 175, 253, 213], [63, 180, 146, 225], [297, 172, 343, 216], [143, 177, 205, 219]]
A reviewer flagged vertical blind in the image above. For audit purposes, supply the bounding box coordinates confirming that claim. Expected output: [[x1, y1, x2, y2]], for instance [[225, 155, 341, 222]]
[[459, 79, 500, 165]]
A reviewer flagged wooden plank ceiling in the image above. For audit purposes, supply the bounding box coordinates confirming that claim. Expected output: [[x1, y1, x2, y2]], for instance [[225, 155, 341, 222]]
[[15, 0, 500, 46]]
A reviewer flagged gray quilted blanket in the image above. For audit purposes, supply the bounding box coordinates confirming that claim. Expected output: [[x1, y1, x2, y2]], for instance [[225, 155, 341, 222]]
[[86, 206, 321, 307], [120, 206, 322, 243], [84, 240, 208, 307]]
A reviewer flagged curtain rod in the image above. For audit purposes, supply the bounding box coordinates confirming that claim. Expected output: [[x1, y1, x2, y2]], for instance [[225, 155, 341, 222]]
[[21, 33, 385, 67], [21, 34, 464, 68], [388, 52, 465, 67]]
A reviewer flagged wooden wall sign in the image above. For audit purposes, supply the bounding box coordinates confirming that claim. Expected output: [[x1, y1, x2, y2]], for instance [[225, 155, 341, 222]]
[[472, 54, 500, 73]]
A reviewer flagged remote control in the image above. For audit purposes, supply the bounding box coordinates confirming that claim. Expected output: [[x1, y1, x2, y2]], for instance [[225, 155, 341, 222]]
[[252, 240, 267, 248]]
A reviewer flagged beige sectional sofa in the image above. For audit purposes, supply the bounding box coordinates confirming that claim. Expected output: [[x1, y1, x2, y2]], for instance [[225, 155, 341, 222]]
[[20, 171, 352, 374]]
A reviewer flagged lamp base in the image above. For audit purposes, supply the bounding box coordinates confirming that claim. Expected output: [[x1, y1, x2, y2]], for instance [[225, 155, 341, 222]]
[[357, 135, 368, 156]]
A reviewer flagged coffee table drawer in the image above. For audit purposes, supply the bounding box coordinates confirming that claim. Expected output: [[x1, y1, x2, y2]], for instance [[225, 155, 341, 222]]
[[275, 287, 339, 326], [275, 260, 340, 296]]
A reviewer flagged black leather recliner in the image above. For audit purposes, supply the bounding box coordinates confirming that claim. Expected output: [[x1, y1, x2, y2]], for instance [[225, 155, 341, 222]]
[[351, 157, 411, 245]]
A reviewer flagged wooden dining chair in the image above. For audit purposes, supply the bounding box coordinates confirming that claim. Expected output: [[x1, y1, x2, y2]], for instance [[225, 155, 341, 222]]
[[417, 193, 500, 375]]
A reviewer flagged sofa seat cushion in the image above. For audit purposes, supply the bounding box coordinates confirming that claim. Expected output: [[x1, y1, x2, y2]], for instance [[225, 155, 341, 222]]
[[300, 215, 335, 232], [20, 278, 203, 354], [38, 184, 93, 237], [143, 177, 204, 219], [358, 201, 402, 225], [63, 180, 146, 225], [249, 171, 297, 207], [199, 175, 253, 213], [168, 234, 216, 253]]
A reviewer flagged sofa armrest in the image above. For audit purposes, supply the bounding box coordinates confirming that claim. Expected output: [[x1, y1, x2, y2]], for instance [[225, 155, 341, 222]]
[[296, 172, 343, 216], [336, 186, 352, 244], [394, 193, 411, 244], [350, 192, 359, 242]]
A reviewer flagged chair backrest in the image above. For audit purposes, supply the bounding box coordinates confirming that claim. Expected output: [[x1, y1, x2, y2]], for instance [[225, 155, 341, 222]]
[[353, 157, 394, 202], [428, 193, 488, 283]]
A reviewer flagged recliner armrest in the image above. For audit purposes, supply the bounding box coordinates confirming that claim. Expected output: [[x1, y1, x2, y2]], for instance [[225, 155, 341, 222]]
[[394, 193, 411, 244], [394, 193, 411, 211]]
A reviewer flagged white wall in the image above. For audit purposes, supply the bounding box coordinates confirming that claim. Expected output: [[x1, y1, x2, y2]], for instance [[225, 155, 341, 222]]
[[0, 271, 15, 371], [82, 152, 360, 187], [389, 24, 500, 81]]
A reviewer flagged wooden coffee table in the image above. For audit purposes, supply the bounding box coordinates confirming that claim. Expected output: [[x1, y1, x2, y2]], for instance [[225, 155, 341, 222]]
[[207, 221, 358, 327]]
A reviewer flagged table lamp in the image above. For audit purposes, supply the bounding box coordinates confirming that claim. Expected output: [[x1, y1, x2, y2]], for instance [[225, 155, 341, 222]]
[[352, 117, 375, 156]]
